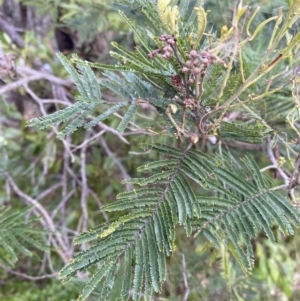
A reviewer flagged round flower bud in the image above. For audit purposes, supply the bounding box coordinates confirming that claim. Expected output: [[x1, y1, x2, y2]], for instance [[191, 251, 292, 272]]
[[201, 57, 209, 64], [163, 45, 172, 52], [185, 60, 192, 67], [193, 58, 199, 66], [193, 67, 201, 75], [189, 50, 198, 58], [162, 52, 171, 59], [182, 67, 189, 73], [167, 38, 175, 45]]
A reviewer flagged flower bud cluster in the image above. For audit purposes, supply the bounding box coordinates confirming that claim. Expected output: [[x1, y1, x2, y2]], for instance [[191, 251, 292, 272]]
[[148, 34, 176, 60], [183, 98, 197, 110], [199, 50, 217, 65], [182, 50, 218, 83]]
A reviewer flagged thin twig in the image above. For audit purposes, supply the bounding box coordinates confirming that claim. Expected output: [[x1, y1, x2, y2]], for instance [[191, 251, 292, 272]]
[[24, 84, 75, 163], [35, 183, 62, 201], [88, 189, 109, 222], [98, 136, 133, 191], [181, 253, 190, 301], [17, 66, 73, 86], [266, 135, 290, 186], [71, 130, 106, 152], [51, 189, 76, 219], [61, 135, 72, 247], [0, 14, 24, 48], [0, 75, 41, 95], [5, 174, 70, 263], [0, 264, 58, 280], [80, 132, 90, 235]]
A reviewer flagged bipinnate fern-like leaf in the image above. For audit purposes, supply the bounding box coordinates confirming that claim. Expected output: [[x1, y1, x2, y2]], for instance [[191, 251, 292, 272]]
[[58, 143, 299, 301], [0, 206, 50, 268], [59, 143, 196, 300], [220, 121, 273, 144], [194, 154, 300, 270], [27, 55, 161, 137], [27, 53, 104, 138]]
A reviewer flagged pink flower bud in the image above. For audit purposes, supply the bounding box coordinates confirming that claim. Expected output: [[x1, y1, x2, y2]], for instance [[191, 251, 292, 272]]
[[189, 50, 198, 58], [201, 57, 209, 64], [185, 60, 192, 67], [193, 67, 201, 75], [200, 51, 209, 57], [163, 45, 172, 52], [182, 67, 189, 73], [188, 78, 194, 84], [193, 59, 199, 66], [148, 49, 159, 58], [162, 52, 171, 59], [167, 38, 175, 45]]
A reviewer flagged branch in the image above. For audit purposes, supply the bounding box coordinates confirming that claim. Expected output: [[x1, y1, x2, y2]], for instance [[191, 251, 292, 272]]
[[80, 132, 90, 235], [266, 135, 290, 187], [98, 136, 133, 191], [0, 264, 57, 281], [0, 13, 24, 48], [5, 174, 70, 263], [181, 253, 190, 301]]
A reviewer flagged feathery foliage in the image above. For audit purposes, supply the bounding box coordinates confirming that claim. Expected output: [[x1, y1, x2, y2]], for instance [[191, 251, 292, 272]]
[[28, 0, 300, 300], [0, 206, 50, 268], [58, 144, 300, 300]]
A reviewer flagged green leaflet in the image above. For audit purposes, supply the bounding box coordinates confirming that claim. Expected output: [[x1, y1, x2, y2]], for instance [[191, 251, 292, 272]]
[[99, 263, 118, 300], [145, 224, 160, 292], [77, 260, 116, 301], [103, 197, 158, 212], [57, 102, 97, 138], [117, 100, 138, 133], [117, 188, 163, 200], [120, 248, 133, 301], [57, 53, 90, 99], [133, 238, 144, 301], [220, 121, 273, 144], [111, 42, 154, 69], [118, 9, 152, 53], [85, 102, 128, 129], [137, 159, 178, 172], [27, 101, 86, 129], [0, 206, 49, 268], [141, 234, 153, 300], [77, 62, 101, 101], [74, 60, 134, 72]]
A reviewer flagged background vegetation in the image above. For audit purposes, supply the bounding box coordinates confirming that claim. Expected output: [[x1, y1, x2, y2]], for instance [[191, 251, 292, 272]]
[[0, 0, 300, 300]]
